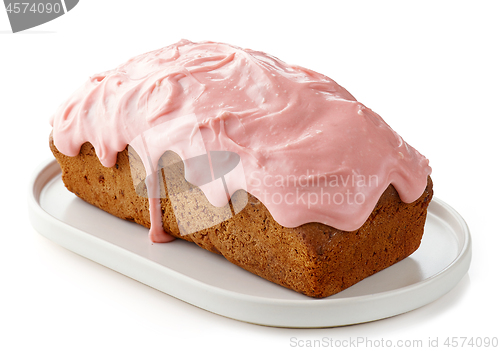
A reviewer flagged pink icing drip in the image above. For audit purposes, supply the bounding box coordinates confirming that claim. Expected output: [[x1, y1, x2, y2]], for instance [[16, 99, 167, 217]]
[[145, 171, 175, 243], [50, 39, 431, 237]]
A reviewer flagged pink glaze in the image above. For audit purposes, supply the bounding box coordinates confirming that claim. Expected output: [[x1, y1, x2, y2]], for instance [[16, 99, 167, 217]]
[[50, 39, 431, 241]]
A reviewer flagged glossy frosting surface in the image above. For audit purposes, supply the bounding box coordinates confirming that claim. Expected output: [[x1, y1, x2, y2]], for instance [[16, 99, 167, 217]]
[[51, 39, 431, 240]]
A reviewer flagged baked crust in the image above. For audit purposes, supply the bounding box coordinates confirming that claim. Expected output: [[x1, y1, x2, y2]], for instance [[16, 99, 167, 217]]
[[50, 135, 433, 298]]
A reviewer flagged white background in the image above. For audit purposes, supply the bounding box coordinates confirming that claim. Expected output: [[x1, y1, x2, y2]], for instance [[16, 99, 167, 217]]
[[1, 1, 499, 350]]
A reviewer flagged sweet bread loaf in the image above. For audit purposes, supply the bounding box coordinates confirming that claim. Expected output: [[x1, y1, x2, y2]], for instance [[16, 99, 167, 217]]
[[49, 40, 433, 298]]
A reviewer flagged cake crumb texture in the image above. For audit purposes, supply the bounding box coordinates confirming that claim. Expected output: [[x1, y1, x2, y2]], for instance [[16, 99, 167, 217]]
[[50, 135, 433, 298]]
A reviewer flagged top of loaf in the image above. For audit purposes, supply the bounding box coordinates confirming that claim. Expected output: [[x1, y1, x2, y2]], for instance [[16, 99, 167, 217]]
[[50, 39, 431, 232]]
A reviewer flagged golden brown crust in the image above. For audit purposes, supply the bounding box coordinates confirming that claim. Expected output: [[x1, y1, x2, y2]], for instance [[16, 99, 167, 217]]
[[50, 134, 433, 298]]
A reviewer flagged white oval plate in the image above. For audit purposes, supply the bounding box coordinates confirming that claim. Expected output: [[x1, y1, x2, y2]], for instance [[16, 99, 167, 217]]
[[28, 159, 471, 327]]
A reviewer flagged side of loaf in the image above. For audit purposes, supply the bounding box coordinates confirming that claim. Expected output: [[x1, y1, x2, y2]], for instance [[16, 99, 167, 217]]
[[50, 135, 433, 298]]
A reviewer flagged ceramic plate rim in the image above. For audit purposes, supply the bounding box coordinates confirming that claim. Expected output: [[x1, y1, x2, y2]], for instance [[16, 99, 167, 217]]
[[28, 159, 472, 327]]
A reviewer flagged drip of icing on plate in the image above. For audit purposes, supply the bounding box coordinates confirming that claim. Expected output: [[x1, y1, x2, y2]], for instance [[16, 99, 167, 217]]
[[50, 39, 431, 242]]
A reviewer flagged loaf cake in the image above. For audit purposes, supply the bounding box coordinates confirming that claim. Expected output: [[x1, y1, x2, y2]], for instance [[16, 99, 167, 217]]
[[49, 40, 433, 298]]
